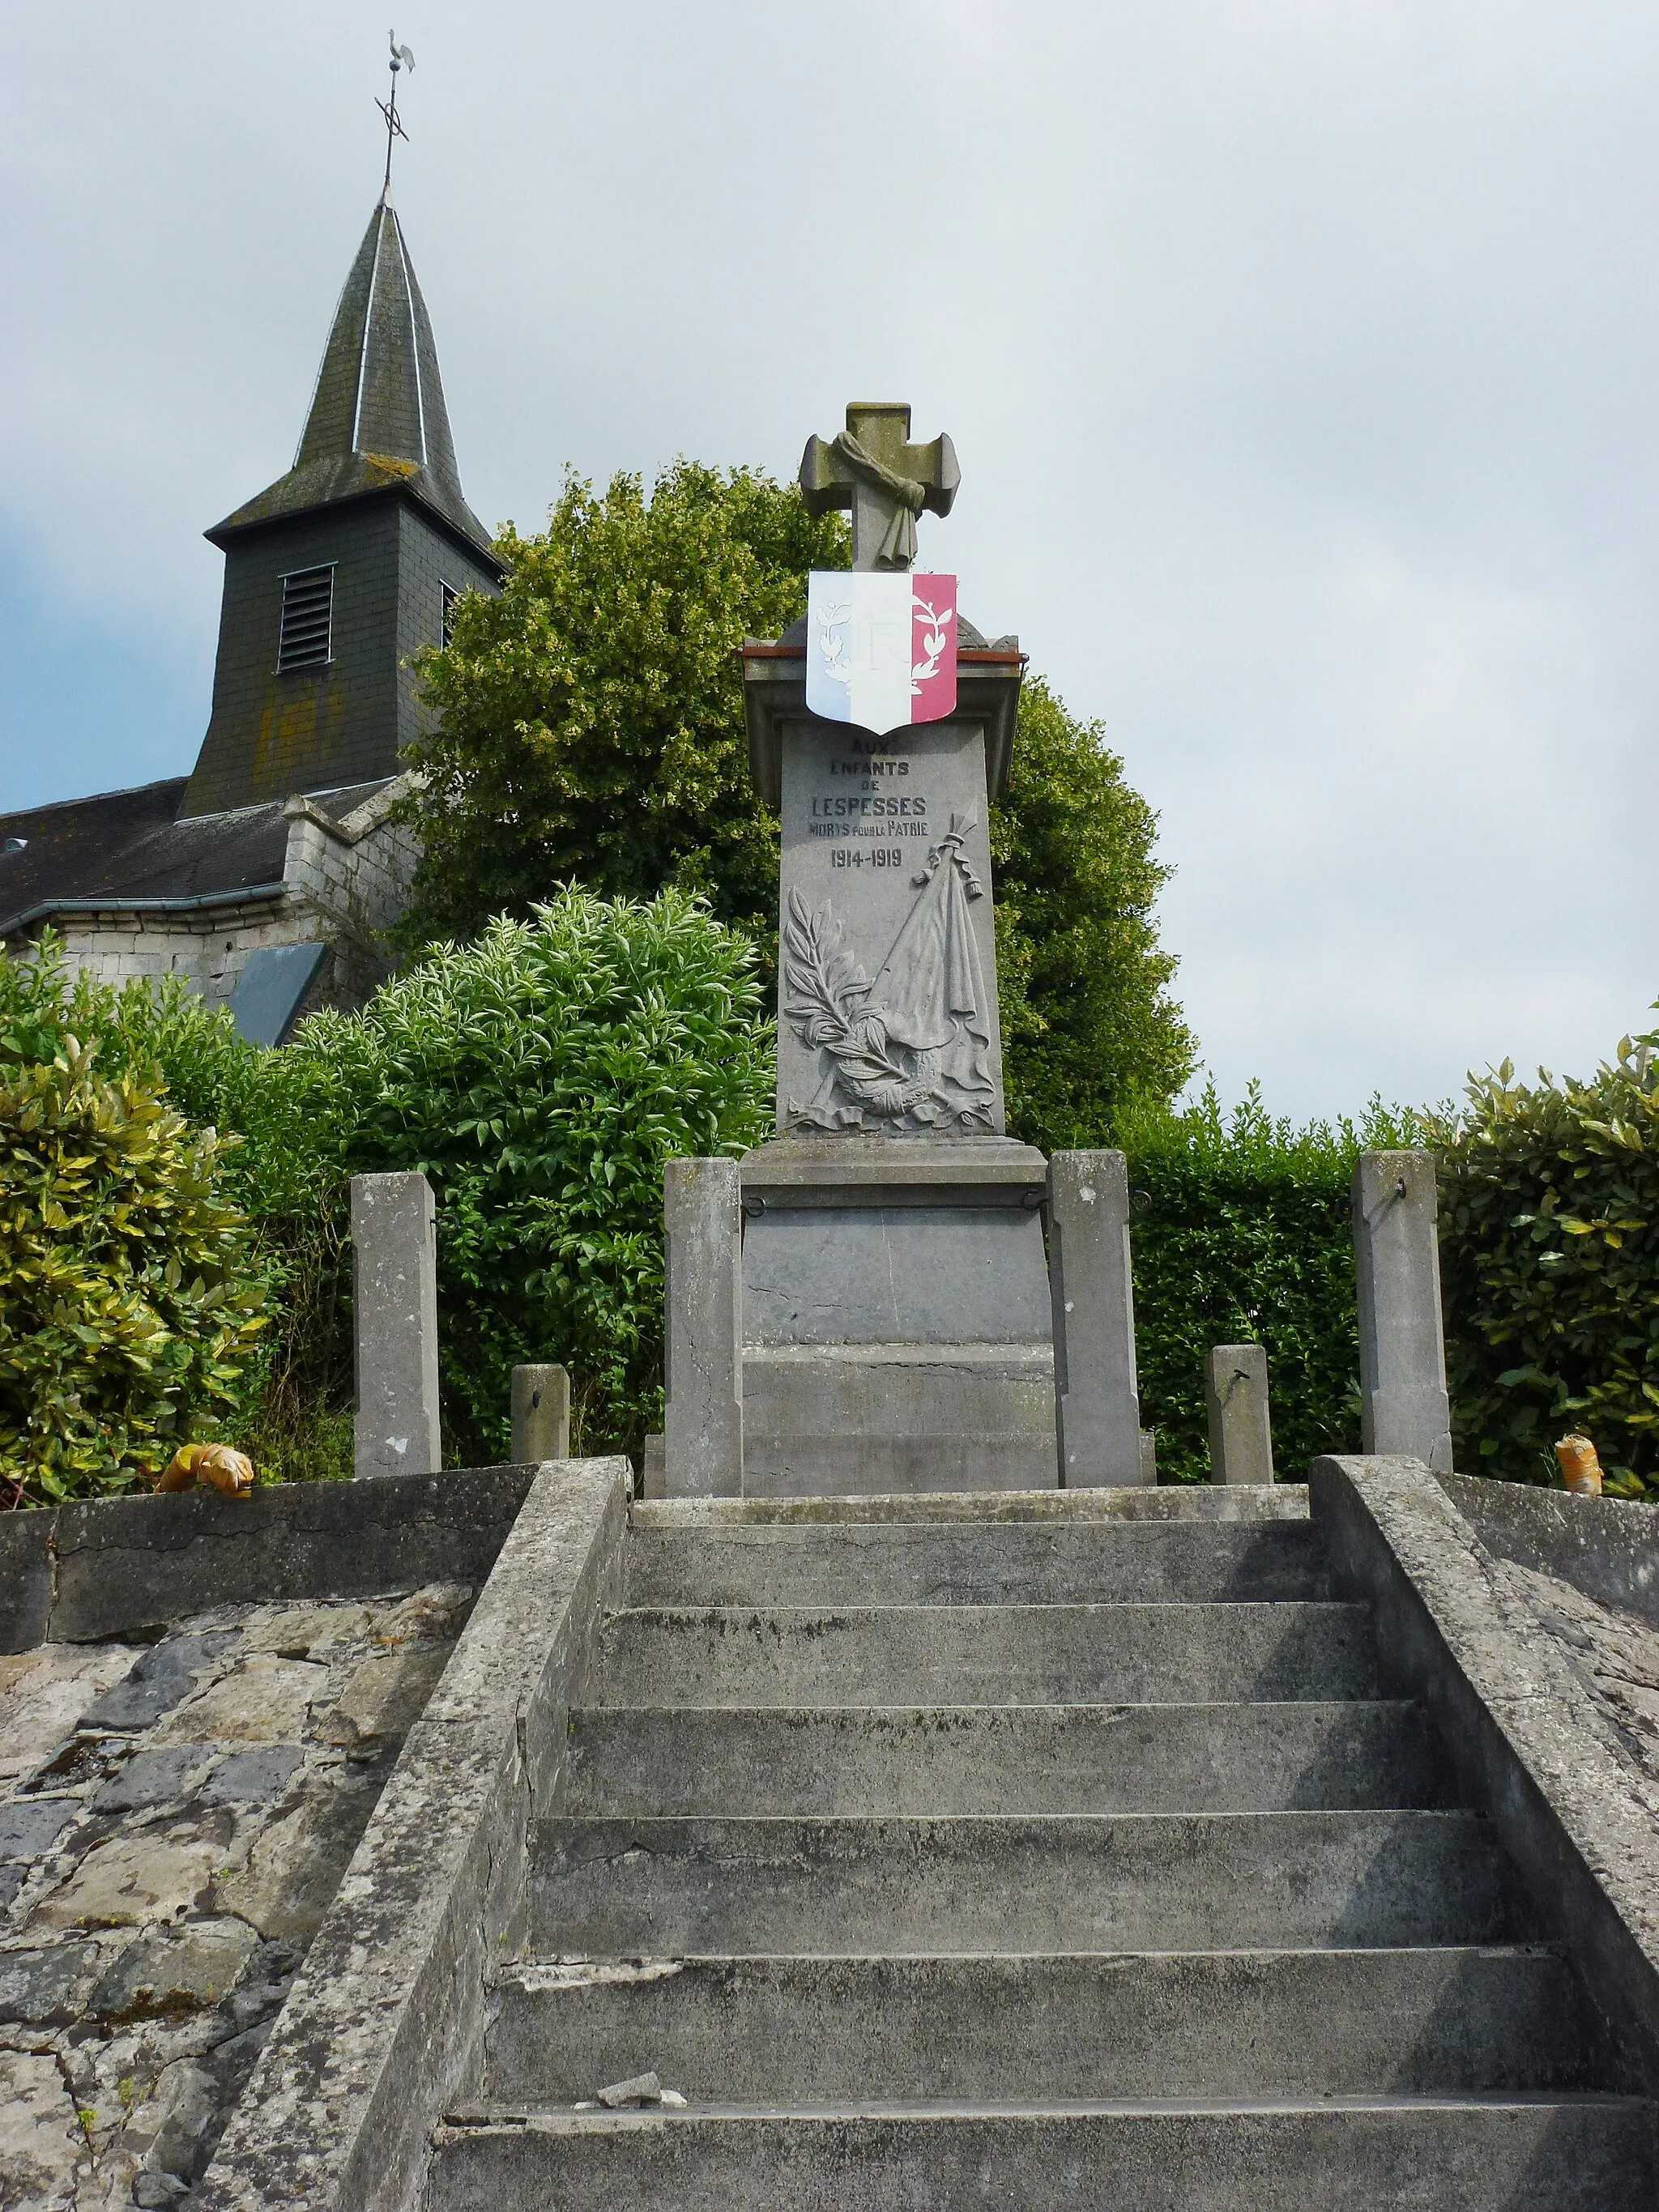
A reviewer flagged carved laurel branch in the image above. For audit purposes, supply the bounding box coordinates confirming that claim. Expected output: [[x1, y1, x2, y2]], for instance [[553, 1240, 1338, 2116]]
[[781, 887, 859, 1040], [911, 590, 953, 693], [816, 599, 852, 688], [781, 889, 922, 1120]]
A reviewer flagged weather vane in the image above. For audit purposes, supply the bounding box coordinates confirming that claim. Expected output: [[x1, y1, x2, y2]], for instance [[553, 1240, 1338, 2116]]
[[377, 30, 415, 197]]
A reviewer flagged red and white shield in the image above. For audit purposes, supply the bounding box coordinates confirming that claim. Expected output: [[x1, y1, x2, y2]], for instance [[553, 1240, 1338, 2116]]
[[806, 573, 957, 735]]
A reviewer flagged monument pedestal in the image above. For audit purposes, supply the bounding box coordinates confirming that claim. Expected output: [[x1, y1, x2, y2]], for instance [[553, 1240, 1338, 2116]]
[[731, 602, 1065, 1497], [738, 1136, 1056, 1495]]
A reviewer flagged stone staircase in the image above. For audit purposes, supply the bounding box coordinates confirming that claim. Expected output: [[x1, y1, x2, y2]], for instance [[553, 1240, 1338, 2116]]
[[429, 1488, 1656, 2210]]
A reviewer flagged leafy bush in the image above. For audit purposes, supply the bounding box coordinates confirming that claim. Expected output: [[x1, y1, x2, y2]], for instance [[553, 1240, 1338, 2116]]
[[1120, 1083, 1410, 1483], [0, 937, 358, 1489], [3, 897, 771, 1483], [0, 1014, 268, 1508], [1425, 1039, 1659, 1498], [0, 936, 245, 1106], [281, 889, 773, 1461], [159, 1027, 360, 1484]]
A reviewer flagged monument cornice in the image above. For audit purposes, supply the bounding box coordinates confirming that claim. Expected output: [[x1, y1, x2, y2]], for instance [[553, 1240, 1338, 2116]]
[[737, 1133, 1050, 1213], [740, 641, 1026, 808]]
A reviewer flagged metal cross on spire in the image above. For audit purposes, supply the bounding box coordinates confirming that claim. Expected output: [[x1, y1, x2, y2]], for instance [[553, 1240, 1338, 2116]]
[[377, 30, 416, 198]]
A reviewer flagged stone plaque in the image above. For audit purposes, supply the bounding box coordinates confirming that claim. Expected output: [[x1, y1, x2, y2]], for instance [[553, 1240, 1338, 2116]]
[[776, 718, 1004, 1136]]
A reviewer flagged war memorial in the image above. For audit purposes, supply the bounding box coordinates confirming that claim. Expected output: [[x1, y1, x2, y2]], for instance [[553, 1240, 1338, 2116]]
[[650, 400, 1150, 1506]]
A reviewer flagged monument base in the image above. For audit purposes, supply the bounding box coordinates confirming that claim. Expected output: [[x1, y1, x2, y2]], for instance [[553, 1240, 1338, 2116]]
[[741, 1340, 1056, 1496], [639, 1409, 1155, 1498], [736, 1136, 1059, 1495]]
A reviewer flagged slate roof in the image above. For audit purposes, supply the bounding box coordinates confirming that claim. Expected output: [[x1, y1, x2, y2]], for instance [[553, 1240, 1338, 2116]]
[[0, 778, 391, 939], [207, 198, 492, 558]]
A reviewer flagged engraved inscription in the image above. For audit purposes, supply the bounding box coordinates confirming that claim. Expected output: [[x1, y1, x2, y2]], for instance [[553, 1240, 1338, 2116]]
[[776, 719, 1005, 1137]]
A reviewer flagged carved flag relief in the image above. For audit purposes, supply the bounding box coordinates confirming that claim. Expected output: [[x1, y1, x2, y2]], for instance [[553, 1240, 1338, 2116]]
[[806, 573, 958, 735]]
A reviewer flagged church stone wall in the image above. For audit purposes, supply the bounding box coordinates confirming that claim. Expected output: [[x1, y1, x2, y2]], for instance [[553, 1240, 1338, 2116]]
[[278, 778, 422, 1009], [14, 779, 420, 1025], [38, 900, 295, 1008]]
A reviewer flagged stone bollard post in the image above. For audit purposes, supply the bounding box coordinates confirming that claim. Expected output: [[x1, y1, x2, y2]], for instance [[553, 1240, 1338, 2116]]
[[351, 1171, 441, 1480], [1047, 1151, 1148, 1485], [663, 1157, 744, 1497], [510, 1364, 570, 1464], [1352, 1149, 1453, 1473], [1205, 1344, 1274, 1485]]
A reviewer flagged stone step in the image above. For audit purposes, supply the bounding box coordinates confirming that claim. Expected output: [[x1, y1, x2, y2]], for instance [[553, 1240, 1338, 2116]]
[[593, 1602, 1377, 1708], [528, 1810, 1525, 1956], [630, 1483, 1310, 1528], [564, 1699, 1449, 1817], [483, 1948, 1583, 2108], [430, 2097, 1657, 2212], [622, 1519, 1332, 1609]]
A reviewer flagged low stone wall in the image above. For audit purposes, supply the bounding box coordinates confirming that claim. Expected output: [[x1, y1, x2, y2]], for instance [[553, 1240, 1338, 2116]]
[[1, 1581, 473, 2209], [0, 1465, 545, 2211], [1441, 1473, 1659, 1628], [196, 1458, 629, 2212], [1312, 1455, 1659, 2093], [1493, 1552, 1659, 1805], [1, 1466, 539, 1656]]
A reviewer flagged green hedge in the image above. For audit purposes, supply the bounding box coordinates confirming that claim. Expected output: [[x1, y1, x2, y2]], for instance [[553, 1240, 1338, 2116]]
[[0, 957, 269, 1506], [1425, 1040, 1659, 1499], [1120, 1085, 1410, 1484]]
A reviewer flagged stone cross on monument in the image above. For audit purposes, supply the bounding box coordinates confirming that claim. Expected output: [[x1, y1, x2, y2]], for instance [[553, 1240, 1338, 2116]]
[[800, 403, 962, 572]]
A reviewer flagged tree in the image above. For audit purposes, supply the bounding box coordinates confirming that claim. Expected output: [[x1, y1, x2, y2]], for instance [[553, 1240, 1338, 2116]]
[[399, 462, 847, 946], [993, 679, 1196, 1150], [402, 461, 1195, 1144]]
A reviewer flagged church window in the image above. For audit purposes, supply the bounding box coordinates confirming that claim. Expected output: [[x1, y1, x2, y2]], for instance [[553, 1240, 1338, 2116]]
[[277, 565, 335, 673], [440, 580, 459, 650]]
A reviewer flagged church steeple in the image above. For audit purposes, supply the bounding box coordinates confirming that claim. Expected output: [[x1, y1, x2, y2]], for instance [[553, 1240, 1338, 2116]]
[[208, 199, 489, 556], [182, 200, 501, 818]]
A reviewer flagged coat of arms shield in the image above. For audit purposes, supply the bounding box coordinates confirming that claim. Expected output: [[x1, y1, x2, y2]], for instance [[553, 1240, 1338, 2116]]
[[805, 572, 957, 736]]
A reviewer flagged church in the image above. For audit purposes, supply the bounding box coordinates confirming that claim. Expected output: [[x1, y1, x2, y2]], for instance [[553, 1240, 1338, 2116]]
[[0, 191, 499, 1044]]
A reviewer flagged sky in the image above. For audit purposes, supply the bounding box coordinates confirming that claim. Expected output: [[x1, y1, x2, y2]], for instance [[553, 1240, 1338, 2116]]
[[3, 2, 1658, 1125]]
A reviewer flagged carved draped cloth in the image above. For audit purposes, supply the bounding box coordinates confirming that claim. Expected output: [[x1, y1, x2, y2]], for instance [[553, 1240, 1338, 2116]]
[[858, 844, 995, 1123], [833, 429, 927, 570]]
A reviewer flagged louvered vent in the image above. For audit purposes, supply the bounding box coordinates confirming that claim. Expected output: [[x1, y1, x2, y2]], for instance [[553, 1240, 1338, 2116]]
[[440, 580, 459, 650], [276, 565, 335, 673]]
